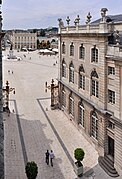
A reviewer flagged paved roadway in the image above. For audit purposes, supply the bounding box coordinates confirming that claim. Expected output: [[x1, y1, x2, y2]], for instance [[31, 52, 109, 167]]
[[3, 50, 121, 179]]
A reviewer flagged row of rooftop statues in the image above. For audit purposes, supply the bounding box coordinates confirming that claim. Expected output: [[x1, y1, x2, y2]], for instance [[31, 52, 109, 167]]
[[58, 8, 108, 27]]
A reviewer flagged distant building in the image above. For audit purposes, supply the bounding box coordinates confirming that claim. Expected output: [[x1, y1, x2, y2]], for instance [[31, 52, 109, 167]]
[[38, 36, 58, 49], [8, 30, 37, 50], [58, 8, 122, 177]]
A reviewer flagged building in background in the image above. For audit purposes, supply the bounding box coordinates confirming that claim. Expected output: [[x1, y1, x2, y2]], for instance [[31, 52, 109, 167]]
[[7, 30, 37, 50], [58, 8, 122, 177]]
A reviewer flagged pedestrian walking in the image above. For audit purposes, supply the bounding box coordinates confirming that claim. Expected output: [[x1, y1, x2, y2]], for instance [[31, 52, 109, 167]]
[[45, 150, 49, 165], [50, 150, 55, 167], [7, 109, 10, 117]]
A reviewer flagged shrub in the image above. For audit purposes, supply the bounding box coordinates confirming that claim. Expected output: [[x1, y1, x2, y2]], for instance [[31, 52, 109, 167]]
[[25, 161, 38, 179], [74, 148, 85, 167]]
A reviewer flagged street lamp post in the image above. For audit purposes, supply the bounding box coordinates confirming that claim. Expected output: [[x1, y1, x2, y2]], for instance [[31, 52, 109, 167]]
[[45, 79, 58, 109], [2, 81, 15, 111]]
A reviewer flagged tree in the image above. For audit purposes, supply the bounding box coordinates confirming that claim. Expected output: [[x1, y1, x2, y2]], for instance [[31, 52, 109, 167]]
[[46, 40, 50, 48], [40, 29, 45, 36], [25, 161, 38, 179], [37, 39, 40, 49]]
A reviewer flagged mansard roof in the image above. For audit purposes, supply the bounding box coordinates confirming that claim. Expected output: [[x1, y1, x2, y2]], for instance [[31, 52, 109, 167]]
[[92, 14, 122, 24]]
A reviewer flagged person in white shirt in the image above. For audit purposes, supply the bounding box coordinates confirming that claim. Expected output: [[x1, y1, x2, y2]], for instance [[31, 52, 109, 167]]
[[49, 150, 55, 167]]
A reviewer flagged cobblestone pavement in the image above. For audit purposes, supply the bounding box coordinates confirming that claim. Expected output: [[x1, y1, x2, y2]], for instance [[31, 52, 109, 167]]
[[3, 50, 122, 179]]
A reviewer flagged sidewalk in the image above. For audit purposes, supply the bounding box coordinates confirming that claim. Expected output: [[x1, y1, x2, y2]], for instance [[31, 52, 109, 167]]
[[4, 99, 122, 179], [40, 99, 116, 179]]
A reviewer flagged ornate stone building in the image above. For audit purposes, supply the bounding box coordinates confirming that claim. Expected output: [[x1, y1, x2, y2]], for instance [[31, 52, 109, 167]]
[[8, 30, 37, 50], [58, 8, 122, 177]]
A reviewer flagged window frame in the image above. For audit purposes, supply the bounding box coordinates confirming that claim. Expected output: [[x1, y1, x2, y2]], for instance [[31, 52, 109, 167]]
[[79, 74, 85, 90], [91, 69, 99, 98], [79, 102, 85, 127], [69, 62, 74, 83], [70, 42, 74, 56], [108, 66, 115, 75], [62, 42, 65, 54], [91, 79, 99, 97], [79, 44, 85, 59], [91, 46, 98, 63], [69, 96, 74, 116], [62, 90, 66, 107], [108, 89, 115, 104], [62, 59, 66, 77], [91, 112, 98, 140]]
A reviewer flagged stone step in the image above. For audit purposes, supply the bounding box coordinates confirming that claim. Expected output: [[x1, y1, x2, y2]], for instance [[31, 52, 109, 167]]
[[98, 156, 119, 177], [105, 155, 114, 166]]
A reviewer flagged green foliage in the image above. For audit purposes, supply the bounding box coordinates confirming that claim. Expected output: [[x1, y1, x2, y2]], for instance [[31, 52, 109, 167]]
[[74, 148, 85, 162], [37, 39, 40, 49], [25, 161, 38, 179]]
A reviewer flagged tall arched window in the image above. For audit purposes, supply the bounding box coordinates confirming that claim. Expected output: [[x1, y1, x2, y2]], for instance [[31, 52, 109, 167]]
[[69, 62, 74, 83], [62, 88, 66, 107], [79, 101, 84, 127], [62, 59, 66, 77], [69, 94, 74, 116], [70, 42, 74, 56], [91, 111, 98, 140], [79, 65, 85, 90], [91, 69, 99, 98], [79, 44, 85, 59], [91, 45, 98, 62], [62, 42, 65, 54]]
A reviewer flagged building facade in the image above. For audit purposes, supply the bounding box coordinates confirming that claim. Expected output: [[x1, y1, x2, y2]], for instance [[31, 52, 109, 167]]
[[58, 8, 122, 176], [8, 30, 37, 50]]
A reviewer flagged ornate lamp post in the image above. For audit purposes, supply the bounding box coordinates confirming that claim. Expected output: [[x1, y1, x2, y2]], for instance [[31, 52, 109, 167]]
[[2, 81, 15, 110], [45, 79, 58, 109]]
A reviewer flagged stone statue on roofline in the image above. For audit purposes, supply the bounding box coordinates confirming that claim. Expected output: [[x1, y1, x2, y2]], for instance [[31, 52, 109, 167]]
[[58, 18, 64, 28], [74, 15, 80, 26], [86, 12, 92, 24], [101, 8, 108, 22], [114, 30, 120, 45], [66, 16, 70, 26]]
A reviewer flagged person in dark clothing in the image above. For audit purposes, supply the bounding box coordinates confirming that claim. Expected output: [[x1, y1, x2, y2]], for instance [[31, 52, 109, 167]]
[[45, 150, 49, 165]]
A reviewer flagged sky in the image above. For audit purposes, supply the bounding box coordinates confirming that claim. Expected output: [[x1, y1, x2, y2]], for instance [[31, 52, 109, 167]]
[[1, 0, 122, 30]]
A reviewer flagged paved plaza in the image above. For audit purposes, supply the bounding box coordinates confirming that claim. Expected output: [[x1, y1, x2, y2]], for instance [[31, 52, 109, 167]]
[[2, 49, 121, 179]]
